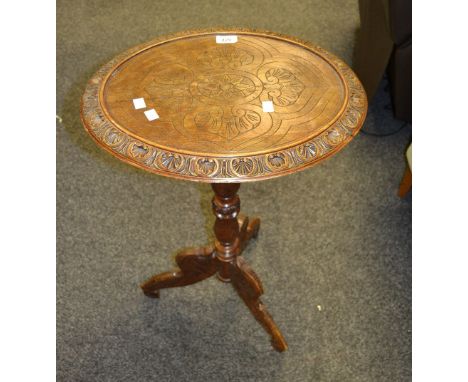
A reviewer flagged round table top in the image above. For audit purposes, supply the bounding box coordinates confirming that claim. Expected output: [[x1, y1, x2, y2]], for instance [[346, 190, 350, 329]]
[[81, 29, 367, 183]]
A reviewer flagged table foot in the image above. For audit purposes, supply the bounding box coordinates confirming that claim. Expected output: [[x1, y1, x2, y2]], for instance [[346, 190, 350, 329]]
[[140, 246, 216, 297], [229, 257, 288, 352]]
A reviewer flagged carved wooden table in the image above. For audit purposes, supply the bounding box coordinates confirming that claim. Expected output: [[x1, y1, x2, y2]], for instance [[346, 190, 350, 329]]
[[81, 29, 367, 352]]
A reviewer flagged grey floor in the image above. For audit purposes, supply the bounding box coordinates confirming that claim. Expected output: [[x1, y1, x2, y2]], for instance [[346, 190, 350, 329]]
[[57, 1, 412, 381]]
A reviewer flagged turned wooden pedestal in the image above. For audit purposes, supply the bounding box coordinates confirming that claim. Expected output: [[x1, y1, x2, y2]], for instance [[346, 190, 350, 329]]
[[140, 183, 287, 351], [81, 29, 367, 351]]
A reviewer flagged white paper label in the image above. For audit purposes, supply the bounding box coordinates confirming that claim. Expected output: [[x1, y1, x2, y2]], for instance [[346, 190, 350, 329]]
[[262, 100, 275, 113], [144, 109, 159, 121], [133, 98, 146, 109], [216, 35, 238, 44]]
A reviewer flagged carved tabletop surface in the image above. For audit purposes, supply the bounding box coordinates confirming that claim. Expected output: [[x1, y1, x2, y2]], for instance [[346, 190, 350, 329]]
[[81, 29, 367, 182]]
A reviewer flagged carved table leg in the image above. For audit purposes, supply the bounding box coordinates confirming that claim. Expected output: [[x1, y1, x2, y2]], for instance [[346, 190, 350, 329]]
[[212, 184, 287, 351], [140, 246, 216, 298], [211, 183, 242, 282], [142, 183, 287, 351], [229, 257, 288, 352]]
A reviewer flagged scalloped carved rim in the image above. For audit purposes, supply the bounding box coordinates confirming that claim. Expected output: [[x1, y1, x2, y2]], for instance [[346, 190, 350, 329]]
[[80, 28, 368, 183]]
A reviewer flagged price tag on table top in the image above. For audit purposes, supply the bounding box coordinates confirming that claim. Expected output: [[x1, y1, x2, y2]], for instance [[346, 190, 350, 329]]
[[132, 97, 146, 110], [144, 109, 159, 121], [216, 35, 238, 44], [262, 100, 275, 113]]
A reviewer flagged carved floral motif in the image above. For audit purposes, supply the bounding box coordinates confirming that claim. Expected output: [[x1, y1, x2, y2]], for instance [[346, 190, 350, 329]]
[[194, 108, 261, 140], [159, 153, 183, 171], [131, 143, 149, 158], [232, 158, 254, 176], [105, 130, 124, 146], [198, 46, 254, 69], [196, 158, 217, 175], [263, 68, 305, 106], [298, 142, 317, 160], [81, 29, 367, 182], [197, 74, 257, 101], [268, 153, 286, 168]]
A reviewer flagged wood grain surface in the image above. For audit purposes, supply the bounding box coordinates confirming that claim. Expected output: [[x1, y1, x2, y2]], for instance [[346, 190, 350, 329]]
[[81, 29, 367, 182]]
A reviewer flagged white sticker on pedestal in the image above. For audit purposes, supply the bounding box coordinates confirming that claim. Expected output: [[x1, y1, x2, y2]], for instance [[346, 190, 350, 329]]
[[133, 98, 146, 109], [144, 109, 159, 121], [216, 35, 238, 44], [262, 100, 275, 113]]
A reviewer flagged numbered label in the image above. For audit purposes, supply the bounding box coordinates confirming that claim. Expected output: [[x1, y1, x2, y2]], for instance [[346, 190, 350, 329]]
[[216, 35, 238, 44]]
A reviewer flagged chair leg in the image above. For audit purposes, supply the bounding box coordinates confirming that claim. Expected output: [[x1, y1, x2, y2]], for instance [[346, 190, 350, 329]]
[[398, 165, 412, 198]]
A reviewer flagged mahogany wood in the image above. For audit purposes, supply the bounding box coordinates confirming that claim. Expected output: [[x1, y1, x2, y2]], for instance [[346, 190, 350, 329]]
[[141, 246, 216, 298], [81, 29, 368, 352], [141, 183, 287, 351], [81, 28, 367, 183]]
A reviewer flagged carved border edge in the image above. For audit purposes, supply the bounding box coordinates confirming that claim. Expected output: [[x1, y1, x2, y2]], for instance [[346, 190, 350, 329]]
[[80, 28, 368, 183]]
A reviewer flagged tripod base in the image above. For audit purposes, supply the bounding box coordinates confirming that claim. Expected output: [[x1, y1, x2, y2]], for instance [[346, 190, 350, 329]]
[[141, 215, 287, 352]]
